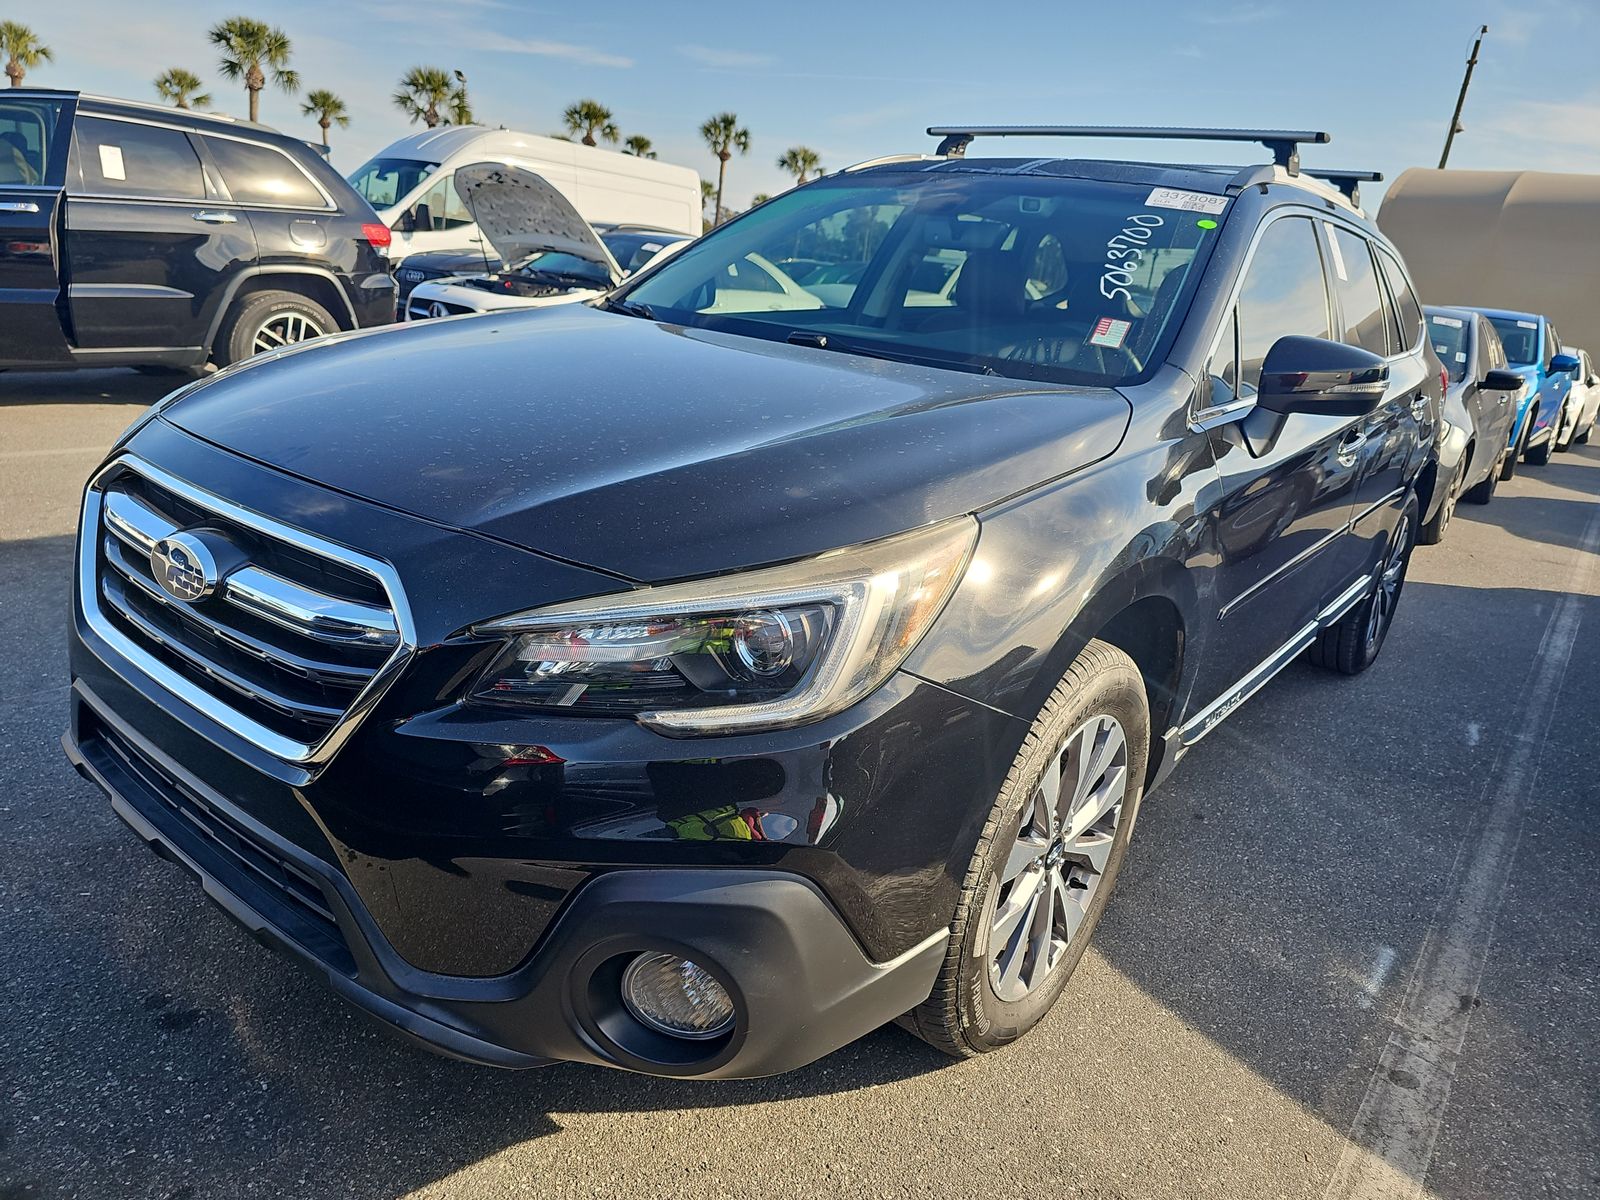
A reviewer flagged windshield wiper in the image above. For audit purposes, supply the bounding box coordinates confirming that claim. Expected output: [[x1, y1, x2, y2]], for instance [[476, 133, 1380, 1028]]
[[786, 331, 997, 376], [602, 297, 656, 320]]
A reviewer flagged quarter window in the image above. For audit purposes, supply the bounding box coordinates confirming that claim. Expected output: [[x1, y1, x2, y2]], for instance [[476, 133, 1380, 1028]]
[[202, 136, 323, 207], [1234, 216, 1331, 395], [1375, 248, 1423, 350], [75, 117, 205, 200], [1327, 226, 1390, 356]]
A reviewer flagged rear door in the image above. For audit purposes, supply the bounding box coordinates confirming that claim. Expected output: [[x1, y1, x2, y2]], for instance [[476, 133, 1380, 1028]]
[[65, 113, 257, 351], [193, 132, 338, 275], [0, 93, 73, 365], [1470, 315, 1514, 450]]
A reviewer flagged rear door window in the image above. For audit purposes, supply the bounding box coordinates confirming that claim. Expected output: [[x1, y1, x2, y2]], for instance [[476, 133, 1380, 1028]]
[[1326, 225, 1390, 356], [1375, 247, 1423, 351], [410, 173, 474, 231], [75, 116, 205, 200], [1234, 215, 1332, 396], [202, 136, 324, 208]]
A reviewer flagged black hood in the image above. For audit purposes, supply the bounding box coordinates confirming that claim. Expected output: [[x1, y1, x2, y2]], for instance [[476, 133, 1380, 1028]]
[[160, 308, 1132, 582]]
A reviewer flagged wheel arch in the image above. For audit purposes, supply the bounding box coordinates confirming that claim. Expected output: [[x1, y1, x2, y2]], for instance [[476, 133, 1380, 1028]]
[[203, 267, 358, 354]]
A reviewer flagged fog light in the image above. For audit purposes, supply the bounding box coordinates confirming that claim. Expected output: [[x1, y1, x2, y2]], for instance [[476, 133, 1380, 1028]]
[[620, 952, 735, 1040]]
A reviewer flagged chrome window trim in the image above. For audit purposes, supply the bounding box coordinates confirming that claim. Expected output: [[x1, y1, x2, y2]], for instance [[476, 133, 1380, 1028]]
[[70, 111, 337, 211], [79, 455, 416, 768]]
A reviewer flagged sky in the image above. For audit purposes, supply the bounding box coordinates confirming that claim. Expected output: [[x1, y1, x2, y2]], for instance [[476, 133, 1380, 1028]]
[[21, 0, 1600, 209]]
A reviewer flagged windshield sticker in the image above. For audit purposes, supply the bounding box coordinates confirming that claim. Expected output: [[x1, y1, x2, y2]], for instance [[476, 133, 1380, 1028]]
[[1197, 219, 1219, 230], [1324, 226, 1348, 282], [1145, 187, 1228, 215], [1089, 316, 1133, 349], [1100, 213, 1164, 302], [1518, 320, 1537, 329], [1456, 352, 1467, 362], [1430, 315, 1463, 328], [97, 144, 126, 181]]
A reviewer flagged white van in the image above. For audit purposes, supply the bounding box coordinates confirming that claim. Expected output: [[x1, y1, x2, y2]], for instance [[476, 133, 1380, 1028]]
[[346, 126, 701, 261]]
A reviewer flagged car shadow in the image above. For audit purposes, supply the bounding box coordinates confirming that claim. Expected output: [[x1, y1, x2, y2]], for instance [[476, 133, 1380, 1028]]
[[0, 367, 189, 409]]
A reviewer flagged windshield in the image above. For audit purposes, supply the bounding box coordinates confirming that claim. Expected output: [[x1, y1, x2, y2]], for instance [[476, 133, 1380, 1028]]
[[1427, 312, 1471, 382], [1487, 315, 1539, 366], [519, 250, 610, 285], [620, 172, 1225, 387], [601, 230, 680, 274], [346, 157, 440, 209]]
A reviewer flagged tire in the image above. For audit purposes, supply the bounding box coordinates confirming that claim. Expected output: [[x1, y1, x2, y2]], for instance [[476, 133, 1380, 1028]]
[[1418, 459, 1461, 545], [1525, 408, 1558, 465], [1578, 424, 1591, 445], [212, 290, 338, 368], [901, 640, 1149, 1058], [1308, 494, 1418, 676], [1500, 421, 1524, 481], [1463, 445, 1501, 505]]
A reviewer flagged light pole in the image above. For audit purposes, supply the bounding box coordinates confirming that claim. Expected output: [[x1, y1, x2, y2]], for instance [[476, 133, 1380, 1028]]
[[1439, 25, 1488, 169]]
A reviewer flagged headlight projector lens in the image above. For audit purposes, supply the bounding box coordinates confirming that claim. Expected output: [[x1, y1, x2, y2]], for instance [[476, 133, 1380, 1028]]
[[620, 952, 736, 1040]]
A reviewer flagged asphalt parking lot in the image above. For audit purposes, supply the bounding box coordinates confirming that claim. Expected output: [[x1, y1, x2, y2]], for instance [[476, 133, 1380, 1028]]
[[3, 370, 1596, 1200]]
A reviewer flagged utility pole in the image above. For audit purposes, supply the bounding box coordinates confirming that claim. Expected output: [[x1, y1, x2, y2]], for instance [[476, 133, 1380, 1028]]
[[1439, 25, 1488, 169]]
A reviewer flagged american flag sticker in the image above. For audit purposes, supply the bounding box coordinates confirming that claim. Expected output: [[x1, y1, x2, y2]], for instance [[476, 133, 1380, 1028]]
[[1089, 316, 1132, 349]]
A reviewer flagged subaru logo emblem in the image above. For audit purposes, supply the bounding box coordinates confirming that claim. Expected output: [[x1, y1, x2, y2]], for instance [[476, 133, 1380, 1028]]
[[149, 532, 219, 603]]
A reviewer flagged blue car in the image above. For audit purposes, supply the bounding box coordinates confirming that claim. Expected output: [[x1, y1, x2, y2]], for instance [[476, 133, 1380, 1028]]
[[1465, 307, 1583, 466]]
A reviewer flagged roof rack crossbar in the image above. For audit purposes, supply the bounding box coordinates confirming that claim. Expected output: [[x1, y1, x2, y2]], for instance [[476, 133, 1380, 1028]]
[[927, 125, 1331, 174], [1302, 168, 1383, 204]]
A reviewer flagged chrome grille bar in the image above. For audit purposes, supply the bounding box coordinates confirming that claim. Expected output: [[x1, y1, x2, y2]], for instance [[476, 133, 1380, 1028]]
[[102, 488, 399, 649]]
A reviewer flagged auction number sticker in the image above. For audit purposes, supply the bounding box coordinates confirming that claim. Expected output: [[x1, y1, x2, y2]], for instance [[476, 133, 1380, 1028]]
[[1518, 320, 1537, 329], [1145, 187, 1228, 215], [1430, 315, 1463, 328], [1089, 316, 1133, 348]]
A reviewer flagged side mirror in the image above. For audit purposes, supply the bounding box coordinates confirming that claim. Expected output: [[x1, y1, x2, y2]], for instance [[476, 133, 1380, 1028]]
[[1549, 352, 1580, 374], [1256, 336, 1389, 417], [395, 208, 416, 234], [1482, 368, 1525, 392]]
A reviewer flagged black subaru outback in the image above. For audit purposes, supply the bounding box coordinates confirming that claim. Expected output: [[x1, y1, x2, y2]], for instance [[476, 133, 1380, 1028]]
[[64, 127, 1441, 1078], [0, 90, 394, 373]]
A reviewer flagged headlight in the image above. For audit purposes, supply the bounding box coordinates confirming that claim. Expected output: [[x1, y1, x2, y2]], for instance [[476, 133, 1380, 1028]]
[[469, 517, 977, 735]]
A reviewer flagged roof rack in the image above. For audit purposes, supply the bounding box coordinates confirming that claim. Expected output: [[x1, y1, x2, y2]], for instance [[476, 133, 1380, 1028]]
[[926, 126, 1332, 175], [1303, 168, 1383, 205]]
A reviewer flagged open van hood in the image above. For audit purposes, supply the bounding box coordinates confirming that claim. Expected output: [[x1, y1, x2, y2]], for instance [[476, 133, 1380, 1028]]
[[453, 162, 620, 281]]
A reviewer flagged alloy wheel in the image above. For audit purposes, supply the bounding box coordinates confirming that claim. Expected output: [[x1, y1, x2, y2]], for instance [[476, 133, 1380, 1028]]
[[252, 311, 328, 354], [987, 713, 1129, 1002], [1366, 512, 1411, 649]]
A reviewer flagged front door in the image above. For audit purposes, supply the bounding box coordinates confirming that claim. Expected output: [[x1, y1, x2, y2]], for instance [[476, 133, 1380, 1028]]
[[65, 114, 256, 352], [1193, 212, 1364, 711], [0, 94, 72, 365]]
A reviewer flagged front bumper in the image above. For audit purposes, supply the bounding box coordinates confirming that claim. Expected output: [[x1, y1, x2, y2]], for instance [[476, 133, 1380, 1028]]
[[64, 689, 947, 1078]]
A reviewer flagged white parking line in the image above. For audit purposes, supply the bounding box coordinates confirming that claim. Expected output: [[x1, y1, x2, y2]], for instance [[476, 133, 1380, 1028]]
[[1324, 499, 1600, 1199]]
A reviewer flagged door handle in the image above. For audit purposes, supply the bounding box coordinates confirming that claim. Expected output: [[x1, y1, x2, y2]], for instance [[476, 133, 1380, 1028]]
[[1410, 393, 1430, 423], [0, 200, 40, 213], [1337, 428, 1367, 467], [192, 210, 238, 224]]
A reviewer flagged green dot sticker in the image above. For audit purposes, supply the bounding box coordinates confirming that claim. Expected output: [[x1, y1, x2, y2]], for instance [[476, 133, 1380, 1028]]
[[1197, 219, 1218, 229]]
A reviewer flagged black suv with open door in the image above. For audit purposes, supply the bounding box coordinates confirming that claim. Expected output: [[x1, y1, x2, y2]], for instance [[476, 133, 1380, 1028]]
[[0, 91, 394, 373], [64, 127, 1441, 1079]]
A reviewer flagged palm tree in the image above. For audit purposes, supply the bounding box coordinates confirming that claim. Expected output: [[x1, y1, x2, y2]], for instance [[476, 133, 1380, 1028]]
[[622, 134, 655, 159], [699, 112, 750, 227], [446, 85, 473, 126], [299, 89, 349, 147], [208, 17, 297, 122], [392, 66, 454, 128], [1, 21, 53, 88], [563, 100, 618, 147], [776, 146, 821, 186], [153, 67, 211, 110], [751, 192, 771, 206]]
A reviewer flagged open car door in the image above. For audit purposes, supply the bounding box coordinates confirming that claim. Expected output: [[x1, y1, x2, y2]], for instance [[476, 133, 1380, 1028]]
[[0, 93, 74, 367]]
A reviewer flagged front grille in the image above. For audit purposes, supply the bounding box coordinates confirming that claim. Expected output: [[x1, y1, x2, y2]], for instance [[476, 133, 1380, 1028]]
[[407, 298, 473, 321], [82, 458, 412, 762]]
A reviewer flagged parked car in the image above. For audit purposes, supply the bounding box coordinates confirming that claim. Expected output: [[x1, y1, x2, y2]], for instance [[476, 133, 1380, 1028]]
[[1419, 306, 1524, 538], [346, 126, 701, 263], [66, 127, 1440, 1080], [1466, 307, 1581, 466], [0, 90, 395, 373], [1557, 347, 1598, 448]]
